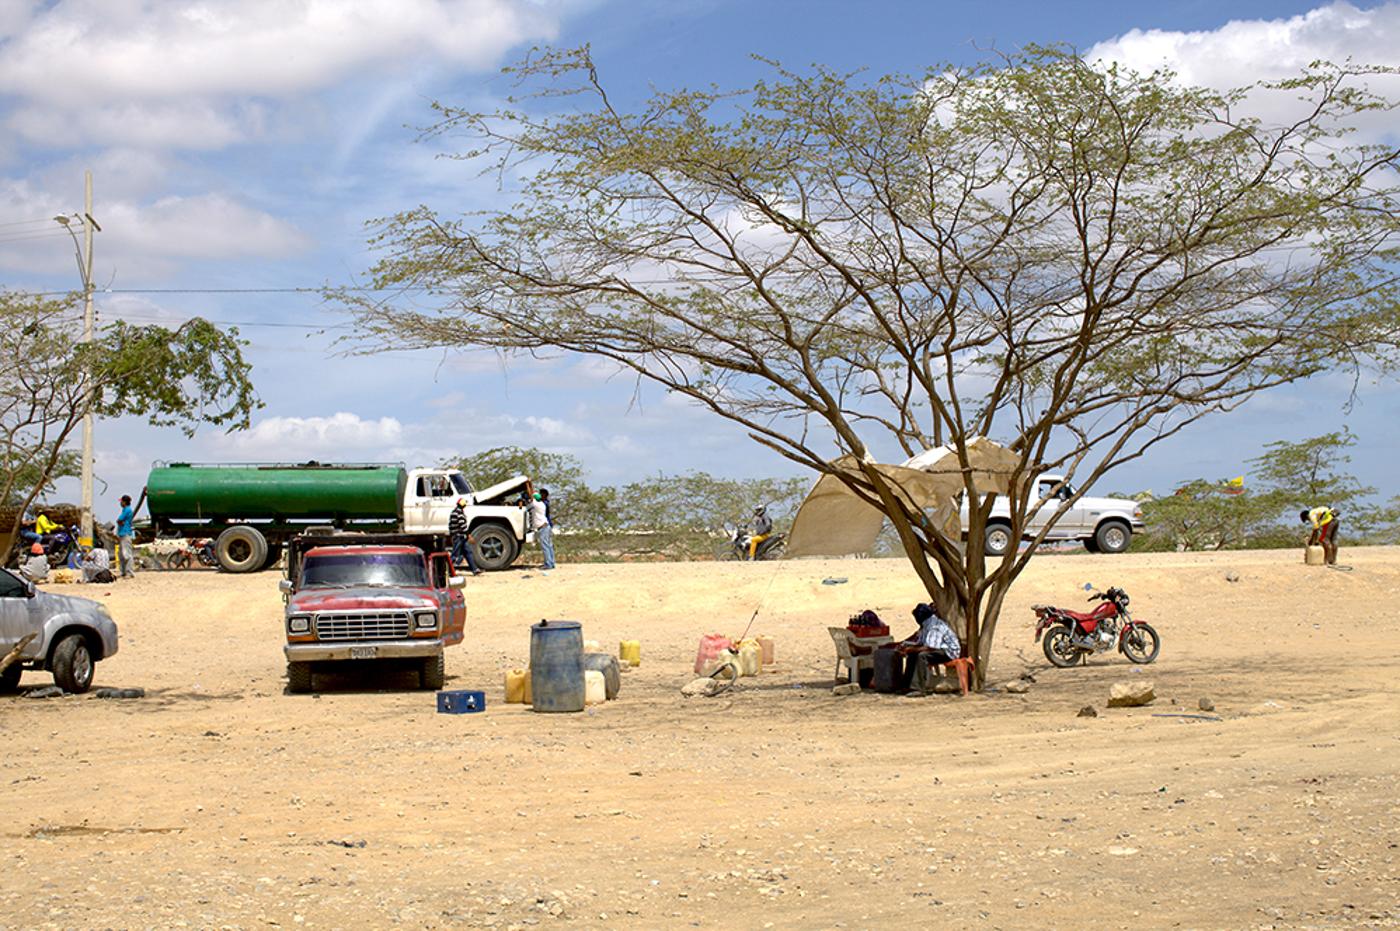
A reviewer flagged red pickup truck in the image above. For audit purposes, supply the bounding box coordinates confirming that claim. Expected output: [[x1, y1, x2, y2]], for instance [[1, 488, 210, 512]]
[[279, 533, 466, 693]]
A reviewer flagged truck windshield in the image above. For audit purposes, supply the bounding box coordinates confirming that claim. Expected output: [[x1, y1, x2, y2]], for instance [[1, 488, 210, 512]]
[[300, 553, 428, 588], [451, 473, 474, 496]]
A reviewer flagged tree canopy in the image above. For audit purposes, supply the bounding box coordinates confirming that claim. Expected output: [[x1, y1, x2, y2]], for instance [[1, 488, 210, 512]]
[[346, 46, 1400, 684]]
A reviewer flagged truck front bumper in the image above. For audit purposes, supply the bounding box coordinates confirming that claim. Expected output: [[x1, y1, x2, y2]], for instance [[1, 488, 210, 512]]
[[284, 639, 443, 662]]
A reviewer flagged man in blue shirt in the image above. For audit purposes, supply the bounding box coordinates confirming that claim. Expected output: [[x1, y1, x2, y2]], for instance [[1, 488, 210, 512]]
[[116, 494, 136, 578]]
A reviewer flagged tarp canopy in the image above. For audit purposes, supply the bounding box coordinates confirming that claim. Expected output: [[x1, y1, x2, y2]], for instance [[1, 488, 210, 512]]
[[784, 438, 1024, 558]]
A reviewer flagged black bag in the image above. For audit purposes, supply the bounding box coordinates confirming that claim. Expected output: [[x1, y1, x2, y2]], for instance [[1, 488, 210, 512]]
[[90, 569, 115, 584]]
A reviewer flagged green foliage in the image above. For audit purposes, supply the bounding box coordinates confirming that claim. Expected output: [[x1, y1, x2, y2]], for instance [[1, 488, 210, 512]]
[[447, 446, 806, 560], [1248, 429, 1380, 532], [0, 290, 261, 551], [1138, 480, 1284, 551]]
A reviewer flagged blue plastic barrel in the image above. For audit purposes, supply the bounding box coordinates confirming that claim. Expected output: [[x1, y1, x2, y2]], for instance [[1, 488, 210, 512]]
[[529, 620, 585, 713]]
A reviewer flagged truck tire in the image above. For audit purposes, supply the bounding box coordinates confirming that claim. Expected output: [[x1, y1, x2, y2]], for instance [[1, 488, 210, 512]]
[[215, 526, 269, 573], [286, 661, 314, 694], [1094, 520, 1132, 554], [984, 522, 1014, 557], [51, 633, 95, 694], [471, 522, 519, 571], [419, 654, 445, 690]]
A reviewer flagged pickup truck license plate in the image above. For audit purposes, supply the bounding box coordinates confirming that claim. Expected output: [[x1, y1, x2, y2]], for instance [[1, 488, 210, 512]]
[[349, 646, 378, 660]]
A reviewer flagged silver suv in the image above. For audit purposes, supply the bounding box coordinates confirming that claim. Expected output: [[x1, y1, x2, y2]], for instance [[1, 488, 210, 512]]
[[0, 568, 120, 694]]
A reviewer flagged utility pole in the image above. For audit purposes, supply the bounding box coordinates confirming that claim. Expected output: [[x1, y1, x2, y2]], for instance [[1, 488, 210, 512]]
[[80, 171, 95, 546]]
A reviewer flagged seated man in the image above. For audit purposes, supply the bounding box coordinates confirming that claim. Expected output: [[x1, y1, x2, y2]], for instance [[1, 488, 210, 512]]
[[20, 543, 49, 583], [898, 602, 961, 666], [80, 545, 112, 583]]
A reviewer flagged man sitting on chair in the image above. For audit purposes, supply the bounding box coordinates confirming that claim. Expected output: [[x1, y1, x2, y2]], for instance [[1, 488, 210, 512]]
[[898, 602, 961, 666]]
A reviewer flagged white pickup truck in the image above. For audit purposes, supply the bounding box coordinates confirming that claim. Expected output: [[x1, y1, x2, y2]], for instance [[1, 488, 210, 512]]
[[962, 474, 1144, 556]]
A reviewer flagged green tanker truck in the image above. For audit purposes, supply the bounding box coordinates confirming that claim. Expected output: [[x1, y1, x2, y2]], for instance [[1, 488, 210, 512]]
[[140, 462, 533, 573]]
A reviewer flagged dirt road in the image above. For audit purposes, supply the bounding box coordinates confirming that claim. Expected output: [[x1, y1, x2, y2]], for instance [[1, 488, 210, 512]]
[[2, 548, 1398, 929]]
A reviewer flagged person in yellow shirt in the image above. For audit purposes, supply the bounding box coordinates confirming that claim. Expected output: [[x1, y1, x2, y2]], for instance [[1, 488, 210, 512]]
[[1300, 506, 1339, 566], [34, 513, 59, 536]]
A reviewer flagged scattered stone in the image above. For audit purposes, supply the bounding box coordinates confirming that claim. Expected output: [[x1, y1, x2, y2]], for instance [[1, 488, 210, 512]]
[[93, 687, 145, 699], [1004, 680, 1029, 694], [25, 685, 65, 699], [1108, 680, 1155, 708], [681, 678, 725, 698], [1198, 697, 1216, 712], [326, 839, 366, 848], [831, 683, 861, 696], [1077, 705, 1098, 718], [1225, 572, 1240, 583], [931, 678, 960, 695]]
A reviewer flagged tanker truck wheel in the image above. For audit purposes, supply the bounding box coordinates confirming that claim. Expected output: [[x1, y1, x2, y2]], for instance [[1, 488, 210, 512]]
[[471, 522, 518, 571], [215, 526, 269, 573]]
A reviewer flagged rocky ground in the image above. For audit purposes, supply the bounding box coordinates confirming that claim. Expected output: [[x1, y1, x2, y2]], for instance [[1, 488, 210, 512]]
[[2, 547, 1398, 929]]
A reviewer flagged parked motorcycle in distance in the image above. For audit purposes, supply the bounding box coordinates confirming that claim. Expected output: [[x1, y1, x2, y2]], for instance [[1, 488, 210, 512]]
[[40, 525, 80, 569], [716, 523, 787, 561], [165, 538, 217, 570], [1033, 584, 1160, 667]]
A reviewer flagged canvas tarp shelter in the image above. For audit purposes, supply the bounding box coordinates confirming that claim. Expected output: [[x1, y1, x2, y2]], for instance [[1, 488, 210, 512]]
[[784, 438, 1024, 558]]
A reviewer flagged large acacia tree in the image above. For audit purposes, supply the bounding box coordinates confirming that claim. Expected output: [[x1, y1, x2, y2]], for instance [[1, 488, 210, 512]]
[[347, 47, 1399, 684], [1, 290, 259, 556]]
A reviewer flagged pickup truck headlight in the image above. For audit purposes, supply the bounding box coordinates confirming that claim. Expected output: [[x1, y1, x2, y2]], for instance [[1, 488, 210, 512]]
[[414, 611, 438, 630], [287, 615, 311, 635]]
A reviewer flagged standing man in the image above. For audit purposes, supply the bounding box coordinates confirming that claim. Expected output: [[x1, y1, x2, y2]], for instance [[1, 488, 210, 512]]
[[1301, 506, 1339, 566], [448, 498, 483, 576], [116, 494, 136, 579], [529, 491, 555, 571]]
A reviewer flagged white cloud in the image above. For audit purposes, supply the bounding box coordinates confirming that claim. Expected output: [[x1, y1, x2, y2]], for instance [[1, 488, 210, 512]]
[[217, 412, 404, 457], [1089, 2, 1400, 137]]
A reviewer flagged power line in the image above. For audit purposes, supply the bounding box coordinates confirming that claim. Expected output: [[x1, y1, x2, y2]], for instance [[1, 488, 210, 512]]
[[0, 216, 60, 230]]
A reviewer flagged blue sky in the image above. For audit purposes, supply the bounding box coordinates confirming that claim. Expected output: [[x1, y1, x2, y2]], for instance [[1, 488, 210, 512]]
[[1, 0, 1396, 516]]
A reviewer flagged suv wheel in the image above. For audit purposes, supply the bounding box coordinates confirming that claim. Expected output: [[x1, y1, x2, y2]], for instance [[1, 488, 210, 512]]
[[471, 523, 518, 571], [984, 523, 1013, 557], [52, 634, 94, 694], [1094, 520, 1132, 554], [0, 662, 21, 693], [286, 661, 314, 694], [420, 654, 445, 690]]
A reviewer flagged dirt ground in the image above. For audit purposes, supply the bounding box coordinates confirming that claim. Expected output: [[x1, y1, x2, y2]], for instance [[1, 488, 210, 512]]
[[2, 546, 1398, 930]]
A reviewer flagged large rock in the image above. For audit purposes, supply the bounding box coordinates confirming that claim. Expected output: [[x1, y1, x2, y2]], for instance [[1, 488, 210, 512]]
[[681, 678, 726, 698], [831, 683, 861, 696], [1107, 680, 1155, 708], [1004, 680, 1029, 694]]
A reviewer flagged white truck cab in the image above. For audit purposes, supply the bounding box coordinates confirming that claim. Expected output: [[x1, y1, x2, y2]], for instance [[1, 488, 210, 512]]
[[400, 469, 533, 570], [961, 474, 1144, 556]]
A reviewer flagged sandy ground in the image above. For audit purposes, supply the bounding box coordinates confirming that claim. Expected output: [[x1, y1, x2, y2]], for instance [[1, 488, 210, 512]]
[[2, 546, 1399, 930]]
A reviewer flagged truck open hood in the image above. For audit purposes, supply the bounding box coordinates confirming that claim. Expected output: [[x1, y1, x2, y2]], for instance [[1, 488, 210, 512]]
[[473, 474, 530, 506]]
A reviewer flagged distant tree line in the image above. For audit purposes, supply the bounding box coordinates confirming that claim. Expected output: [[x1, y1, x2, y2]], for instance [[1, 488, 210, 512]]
[[1129, 431, 1399, 551], [445, 446, 808, 561]]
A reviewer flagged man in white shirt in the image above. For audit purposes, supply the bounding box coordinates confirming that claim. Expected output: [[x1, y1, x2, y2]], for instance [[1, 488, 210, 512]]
[[528, 491, 555, 571]]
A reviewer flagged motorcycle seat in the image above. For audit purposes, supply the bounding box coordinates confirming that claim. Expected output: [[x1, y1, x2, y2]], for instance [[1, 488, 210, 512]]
[[1059, 608, 1102, 623]]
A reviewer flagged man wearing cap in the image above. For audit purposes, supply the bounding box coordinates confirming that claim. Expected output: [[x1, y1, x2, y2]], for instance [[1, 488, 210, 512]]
[[529, 491, 555, 571], [448, 498, 483, 575], [116, 495, 136, 578]]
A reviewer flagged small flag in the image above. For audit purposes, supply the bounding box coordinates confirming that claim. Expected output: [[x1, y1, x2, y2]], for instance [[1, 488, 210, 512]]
[[1223, 476, 1245, 496]]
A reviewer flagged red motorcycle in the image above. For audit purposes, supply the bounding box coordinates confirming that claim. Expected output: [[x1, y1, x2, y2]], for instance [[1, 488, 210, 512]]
[[1033, 585, 1160, 668]]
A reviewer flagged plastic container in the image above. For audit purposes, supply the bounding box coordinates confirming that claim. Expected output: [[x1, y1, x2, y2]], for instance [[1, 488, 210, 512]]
[[1304, 545, 1325, 566], [582, 653, 621, 700], [530, 619, 585, 713], [619, 640, 641, 667], [737, 640, 762, 678], [504, 668, 530, 704], [583, 670, 607, 706], [694, 634, 734, 675], [437, 690, 486, 714], [756, 635, 775, 666], [583, 639, 601, 653]]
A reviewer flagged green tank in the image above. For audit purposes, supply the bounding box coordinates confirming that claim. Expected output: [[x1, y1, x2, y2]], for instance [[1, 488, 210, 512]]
[[146, 463, 406, 523]]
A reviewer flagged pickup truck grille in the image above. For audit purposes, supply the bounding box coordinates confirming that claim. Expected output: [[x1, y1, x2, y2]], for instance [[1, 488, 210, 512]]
[[315, 612, 411, 641]]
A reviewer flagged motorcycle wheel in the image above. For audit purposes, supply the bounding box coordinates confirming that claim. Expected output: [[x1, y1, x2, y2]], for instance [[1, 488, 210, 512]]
[[715, 543, 743, 561], [1042, 628, 1081, 668], [757, 539, 786, 560], [1120, 624, 1161, 664], [167, 551, 193, 571]]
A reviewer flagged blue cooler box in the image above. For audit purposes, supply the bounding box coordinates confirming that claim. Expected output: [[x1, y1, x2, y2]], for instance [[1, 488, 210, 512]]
[[437, 689, 486, 714]]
